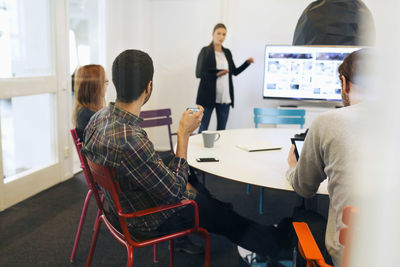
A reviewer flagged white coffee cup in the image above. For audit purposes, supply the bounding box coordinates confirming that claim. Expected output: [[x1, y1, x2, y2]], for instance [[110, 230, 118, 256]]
[[202, 131, 220, 148]]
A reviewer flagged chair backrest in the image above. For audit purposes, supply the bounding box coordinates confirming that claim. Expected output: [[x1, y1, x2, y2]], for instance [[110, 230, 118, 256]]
[[139, 108, 174, 152], [71, 128, 109, 222], [293, 205, 359, 267], [292, 222, 329, 267], [85, 158, 134, 243], [253, 108, 305, 128], [70, 129, 95, 188]]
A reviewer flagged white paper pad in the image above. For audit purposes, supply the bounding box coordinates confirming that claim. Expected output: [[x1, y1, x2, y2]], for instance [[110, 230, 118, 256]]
[[236, 141, 282, 152]]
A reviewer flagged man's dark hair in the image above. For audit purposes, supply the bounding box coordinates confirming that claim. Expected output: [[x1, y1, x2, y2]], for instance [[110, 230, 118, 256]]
[[112, 50, 154, 103], [338, 48, 373, 87]]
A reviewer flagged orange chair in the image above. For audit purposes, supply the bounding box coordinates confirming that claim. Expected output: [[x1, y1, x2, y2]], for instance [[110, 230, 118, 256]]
[[292, 206, 358, 267], [85, 158, 210, 267]]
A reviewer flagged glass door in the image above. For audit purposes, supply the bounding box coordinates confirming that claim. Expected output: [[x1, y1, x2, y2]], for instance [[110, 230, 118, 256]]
[[0, 0, 71, 211]]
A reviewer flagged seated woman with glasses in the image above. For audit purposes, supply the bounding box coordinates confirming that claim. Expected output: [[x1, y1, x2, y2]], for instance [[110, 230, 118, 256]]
[[73, 64, 108, 141]]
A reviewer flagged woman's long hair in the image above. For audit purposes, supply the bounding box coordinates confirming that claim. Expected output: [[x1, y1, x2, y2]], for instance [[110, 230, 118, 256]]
[[73, 64, 106, 126]]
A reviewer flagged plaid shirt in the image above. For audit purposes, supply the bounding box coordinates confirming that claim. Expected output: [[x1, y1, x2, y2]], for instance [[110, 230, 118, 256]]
[[83, 103, 196, 233]]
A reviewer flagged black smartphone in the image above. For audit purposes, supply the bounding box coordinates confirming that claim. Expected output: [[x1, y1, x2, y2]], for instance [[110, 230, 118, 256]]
[[290, 138, 305, 160], [196, 157, 219, 162], [187, 107, 199, 113]]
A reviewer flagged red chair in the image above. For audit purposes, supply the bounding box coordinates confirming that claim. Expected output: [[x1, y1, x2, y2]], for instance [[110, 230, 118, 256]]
[[85, 158, 210, 267], [69, 129, 102, 263], [292, 206, 358, 267]]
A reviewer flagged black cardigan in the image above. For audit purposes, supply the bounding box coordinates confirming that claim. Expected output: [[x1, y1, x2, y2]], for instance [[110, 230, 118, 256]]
[[76, 107, 95, 141], [195, 44, 250, 108]]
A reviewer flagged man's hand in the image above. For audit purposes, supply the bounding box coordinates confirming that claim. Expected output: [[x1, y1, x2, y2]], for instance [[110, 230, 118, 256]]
[[177, 106, 204, 137], [216, 69, 229, 77], [176, 106, 204, 159], [288, 144, 298, 168]]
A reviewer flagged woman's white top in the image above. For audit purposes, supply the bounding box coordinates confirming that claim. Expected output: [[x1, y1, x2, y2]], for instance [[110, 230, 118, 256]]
[[215, 51, 231, 104]]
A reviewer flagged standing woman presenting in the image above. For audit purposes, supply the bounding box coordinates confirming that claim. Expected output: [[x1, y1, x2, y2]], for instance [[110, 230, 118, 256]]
[[195, 23, 254, 132]]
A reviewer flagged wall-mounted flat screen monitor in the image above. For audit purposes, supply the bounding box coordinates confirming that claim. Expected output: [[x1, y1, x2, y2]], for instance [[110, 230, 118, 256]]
[[263, 45, 362, 101]]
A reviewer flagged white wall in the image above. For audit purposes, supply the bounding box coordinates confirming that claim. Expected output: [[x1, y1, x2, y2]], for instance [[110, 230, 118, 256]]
[[103, 0, 354, 148]]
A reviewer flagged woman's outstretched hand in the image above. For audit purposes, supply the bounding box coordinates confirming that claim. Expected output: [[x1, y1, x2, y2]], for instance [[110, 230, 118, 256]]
[[246, 57, 254, 64]]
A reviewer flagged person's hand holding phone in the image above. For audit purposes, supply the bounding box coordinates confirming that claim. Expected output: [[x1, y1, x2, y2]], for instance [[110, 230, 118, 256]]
[[288, 144, 298, 168], [176, 106, 204, 160], [178, 105, 204, 137]]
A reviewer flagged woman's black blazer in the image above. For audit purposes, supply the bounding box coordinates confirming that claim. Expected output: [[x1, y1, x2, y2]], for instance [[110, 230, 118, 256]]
[[195, 44, 250, 109]]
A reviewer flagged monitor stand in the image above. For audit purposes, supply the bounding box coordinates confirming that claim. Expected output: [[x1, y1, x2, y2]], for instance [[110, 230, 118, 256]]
[[279, 105, 298, 108]]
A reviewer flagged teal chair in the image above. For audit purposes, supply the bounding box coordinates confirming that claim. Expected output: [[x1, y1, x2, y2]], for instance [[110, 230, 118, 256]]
[[249, 108, 305, 214]]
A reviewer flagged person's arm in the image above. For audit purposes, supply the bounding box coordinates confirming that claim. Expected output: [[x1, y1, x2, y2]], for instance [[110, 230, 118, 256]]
[[225, 49, 252, 76], [120, 107, 204, 203], [286, 121, 326, 198], [195, 47, 219, 79], [175, 107, 204, 159], [120, 133, 191, 203]]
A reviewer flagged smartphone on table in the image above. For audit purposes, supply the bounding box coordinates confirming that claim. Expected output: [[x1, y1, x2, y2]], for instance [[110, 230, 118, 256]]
[[196, 157, 219, 162]]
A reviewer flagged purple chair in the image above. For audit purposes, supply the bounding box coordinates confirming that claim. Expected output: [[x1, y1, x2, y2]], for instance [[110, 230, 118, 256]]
[[139, 108, 176, 155], [139, 108, 207, 186], [69, 129, 102, 263], [139, 108, 175, 259]]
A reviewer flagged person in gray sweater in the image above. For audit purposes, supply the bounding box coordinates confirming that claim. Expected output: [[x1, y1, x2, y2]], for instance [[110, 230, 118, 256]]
[[286, 48, 371, 266]]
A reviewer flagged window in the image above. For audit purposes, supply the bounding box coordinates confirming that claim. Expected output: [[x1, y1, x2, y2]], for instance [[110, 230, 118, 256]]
[[1, 94, 57, 181], [0, 0, 53, 78]]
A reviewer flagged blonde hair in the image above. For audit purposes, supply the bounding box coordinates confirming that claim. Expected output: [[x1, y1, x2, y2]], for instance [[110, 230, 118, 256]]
[[73, 64, 106, 126]]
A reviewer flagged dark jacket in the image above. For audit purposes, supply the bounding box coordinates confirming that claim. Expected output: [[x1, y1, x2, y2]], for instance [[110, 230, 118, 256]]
[[195, 44, 250, 108], [76, 107, 95, 141]]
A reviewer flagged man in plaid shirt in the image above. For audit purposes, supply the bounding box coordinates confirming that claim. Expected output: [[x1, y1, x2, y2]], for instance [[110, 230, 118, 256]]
[[83, 50, 283, 258]]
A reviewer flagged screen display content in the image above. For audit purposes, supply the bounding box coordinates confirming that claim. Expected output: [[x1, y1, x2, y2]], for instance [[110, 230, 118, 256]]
[[263, 45, 362, 101], [294, 140, 304, 156]]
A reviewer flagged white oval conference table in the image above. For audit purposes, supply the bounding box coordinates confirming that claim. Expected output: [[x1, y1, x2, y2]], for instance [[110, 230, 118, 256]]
[[187, 128, 328, 195]]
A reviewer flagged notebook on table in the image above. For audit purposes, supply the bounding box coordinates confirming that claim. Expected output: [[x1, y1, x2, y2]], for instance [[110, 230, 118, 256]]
[[236, 141, 282, 152]]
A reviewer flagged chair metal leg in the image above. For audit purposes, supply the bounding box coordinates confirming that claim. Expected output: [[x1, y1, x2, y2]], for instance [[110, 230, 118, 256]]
[[93, 208, 101, 231], [153, 244, 158, 263], [195, 228, 210, 267], [70, 189, 93, 262], [93, 194, 104, 231], [86, 217, 101, 267], [259, 187, 264, 214], [246, 184, 251, 194], [126, 245, 134, 267], [169, 239, 174, 267], [293, 246, 298, 267]]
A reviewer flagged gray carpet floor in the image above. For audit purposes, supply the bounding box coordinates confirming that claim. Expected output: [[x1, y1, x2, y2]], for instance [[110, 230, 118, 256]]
[[0, 171, 329, 267]]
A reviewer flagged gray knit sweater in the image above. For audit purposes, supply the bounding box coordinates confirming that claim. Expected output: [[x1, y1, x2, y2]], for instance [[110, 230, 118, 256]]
[[286, 104, 362, 266]]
